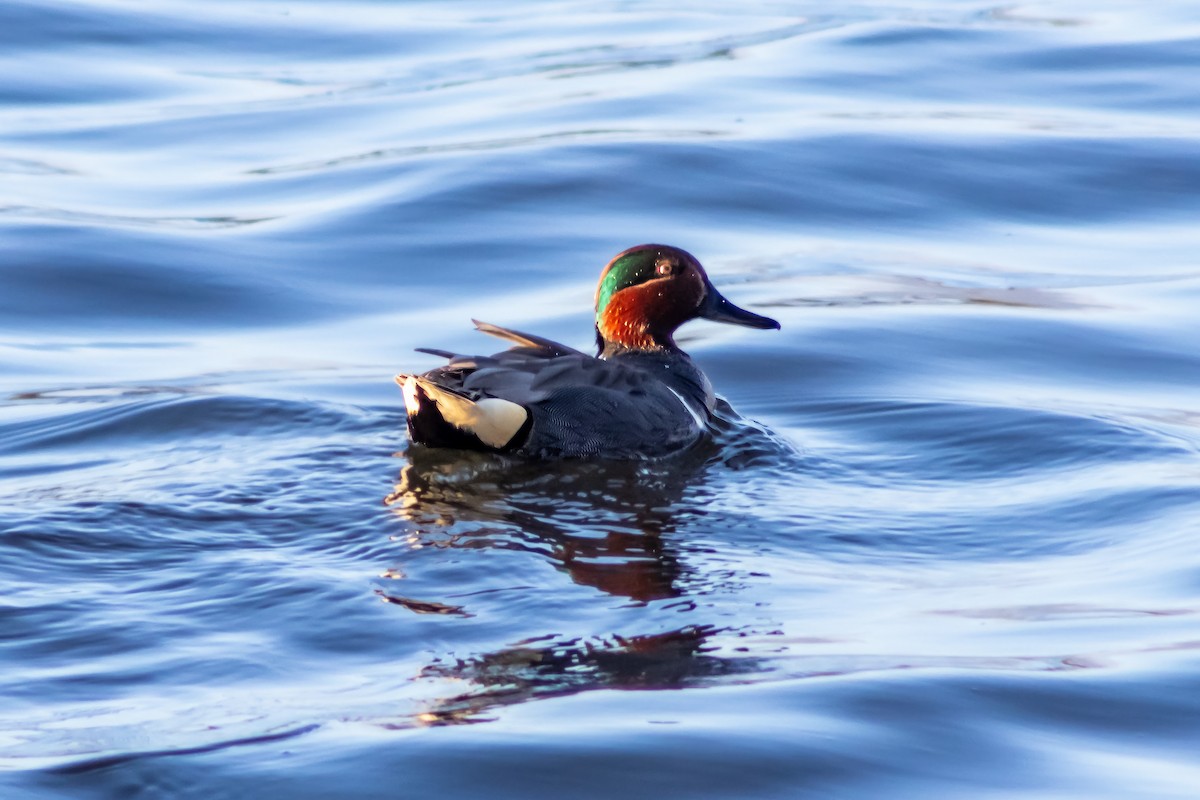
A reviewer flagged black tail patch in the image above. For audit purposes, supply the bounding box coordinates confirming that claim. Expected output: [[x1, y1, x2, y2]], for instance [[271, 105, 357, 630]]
[[405, 382, 494, 452]]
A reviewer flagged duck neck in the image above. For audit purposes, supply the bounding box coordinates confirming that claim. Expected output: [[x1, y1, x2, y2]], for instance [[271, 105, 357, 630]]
[[595, 278, 695, 357], [595, 324, 677, 359]]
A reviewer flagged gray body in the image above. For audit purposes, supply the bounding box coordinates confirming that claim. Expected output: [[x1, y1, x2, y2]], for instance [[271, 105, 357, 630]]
[[410, 322, 714, 459]]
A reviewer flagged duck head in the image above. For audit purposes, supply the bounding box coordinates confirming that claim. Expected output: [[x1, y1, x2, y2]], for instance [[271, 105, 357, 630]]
[[594, 244, 780, 355]]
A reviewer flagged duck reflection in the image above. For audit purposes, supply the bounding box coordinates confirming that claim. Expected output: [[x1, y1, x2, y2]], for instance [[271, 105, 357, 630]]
[[383, 440, 719, 602], [413, 624, 757, 726], [381, 403, 791, 725]]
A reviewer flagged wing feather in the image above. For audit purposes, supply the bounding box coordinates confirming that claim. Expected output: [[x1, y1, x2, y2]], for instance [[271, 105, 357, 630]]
[[472, 319, 585, 357]]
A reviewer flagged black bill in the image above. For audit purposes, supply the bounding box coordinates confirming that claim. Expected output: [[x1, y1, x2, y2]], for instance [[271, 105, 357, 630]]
[[698, 281, 780, 330]]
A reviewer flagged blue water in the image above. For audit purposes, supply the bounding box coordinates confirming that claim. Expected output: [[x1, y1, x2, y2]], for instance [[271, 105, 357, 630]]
[[4, 1, 1200, 797]]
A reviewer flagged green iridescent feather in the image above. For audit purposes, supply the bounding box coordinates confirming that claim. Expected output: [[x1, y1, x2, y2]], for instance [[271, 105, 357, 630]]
[[595, 251, 658, 316]]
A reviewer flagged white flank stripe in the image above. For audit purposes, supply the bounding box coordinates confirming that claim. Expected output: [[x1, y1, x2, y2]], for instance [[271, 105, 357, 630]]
[[665, 386, 706, 431]]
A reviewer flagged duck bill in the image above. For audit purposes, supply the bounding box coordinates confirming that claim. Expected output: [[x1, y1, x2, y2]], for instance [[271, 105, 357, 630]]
[[698, 283, 780, 330]]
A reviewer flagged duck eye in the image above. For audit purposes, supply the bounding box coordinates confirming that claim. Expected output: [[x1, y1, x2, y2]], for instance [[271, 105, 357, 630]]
[[655, 259, 674, 276]]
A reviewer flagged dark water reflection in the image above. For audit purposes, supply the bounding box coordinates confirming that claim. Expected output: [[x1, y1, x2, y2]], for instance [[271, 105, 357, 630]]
[[385, 401, 795, 598], [379, 406, 795, 723], [415, 624, 744, 726], [385, 447, 708, 604]]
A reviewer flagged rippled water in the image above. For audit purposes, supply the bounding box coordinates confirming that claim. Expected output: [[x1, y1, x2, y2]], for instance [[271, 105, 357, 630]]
[[4, 1, 1200, 797]]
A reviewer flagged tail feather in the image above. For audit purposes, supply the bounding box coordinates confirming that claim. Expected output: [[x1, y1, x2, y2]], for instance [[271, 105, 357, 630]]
[[414, 347, 457, 359], [396, 375, 529, 451]]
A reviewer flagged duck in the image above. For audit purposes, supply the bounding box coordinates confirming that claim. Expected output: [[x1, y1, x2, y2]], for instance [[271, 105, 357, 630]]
[[396, 244, 780, 459]]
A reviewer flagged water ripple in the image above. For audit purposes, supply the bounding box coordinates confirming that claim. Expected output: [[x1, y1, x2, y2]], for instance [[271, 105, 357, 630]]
[[5, 0, 1200, 796]]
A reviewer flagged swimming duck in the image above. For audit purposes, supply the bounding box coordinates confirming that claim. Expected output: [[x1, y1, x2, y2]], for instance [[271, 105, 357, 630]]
[[396, 244, 779, 459]]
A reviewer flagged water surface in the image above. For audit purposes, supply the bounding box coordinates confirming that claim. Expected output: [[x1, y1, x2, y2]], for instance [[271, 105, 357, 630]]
[[3, 1, 1200, 797]]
